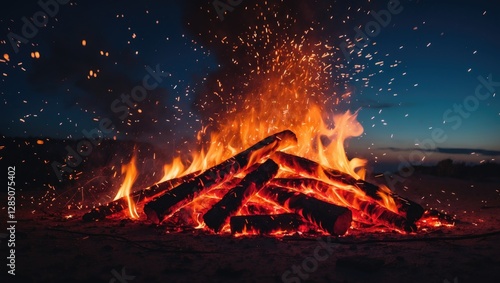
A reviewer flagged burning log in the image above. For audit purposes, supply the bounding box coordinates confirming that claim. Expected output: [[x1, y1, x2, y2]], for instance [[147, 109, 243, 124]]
[[82, 172, 199, 222], [270, 178, 417, 232], [271, 152, 424, 222], [260, 186, 352, 235], [230, 213, 303, 235], [358, 200, 417, 232], [144, 130, 297, 224], [203, 159, 280, 232], [348, 182, 423, 222]]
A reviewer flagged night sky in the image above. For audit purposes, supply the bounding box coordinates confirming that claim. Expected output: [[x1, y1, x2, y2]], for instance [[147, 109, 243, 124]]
[[1, 0, 500, 172]]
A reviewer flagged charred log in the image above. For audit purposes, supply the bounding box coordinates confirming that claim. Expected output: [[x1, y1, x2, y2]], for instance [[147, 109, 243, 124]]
[[269, 178, 416, 232], [144, 130, 297, 224], [230, 213, 303, 235], [260, 186, 352, 235], [203, 159, 279, 232], [271, 152, 424, 222], [82, 172, 199, 222], [358, 201, 417, 232]]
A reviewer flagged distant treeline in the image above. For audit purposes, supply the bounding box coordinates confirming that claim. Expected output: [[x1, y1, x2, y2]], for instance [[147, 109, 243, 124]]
[[413, 159, 500, 181]]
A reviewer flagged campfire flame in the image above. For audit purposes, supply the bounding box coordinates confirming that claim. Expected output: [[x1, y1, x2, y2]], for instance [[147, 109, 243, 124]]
[[114, 156, 139, 219], [114, 48, 391, 234], [108, 22, 435, 235]]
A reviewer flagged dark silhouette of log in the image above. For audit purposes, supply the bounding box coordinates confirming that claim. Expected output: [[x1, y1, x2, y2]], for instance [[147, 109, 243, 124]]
[[260, 186, 352, 235], [82, 171, 199, 222], [230, 213, 303, 235], [144, 130, 297, 224], [203, 159, 280, 232], [269, 178, 416, 232], [271, 152, 424, 222]]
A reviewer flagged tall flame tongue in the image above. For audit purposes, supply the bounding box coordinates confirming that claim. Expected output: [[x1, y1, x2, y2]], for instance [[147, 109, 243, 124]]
[[186, 36, 367, 177], [114, 156, 139, 219]]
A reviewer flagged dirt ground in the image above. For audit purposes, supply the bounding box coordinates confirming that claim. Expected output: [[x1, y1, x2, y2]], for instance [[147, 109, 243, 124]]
[[1, 172, 500, 283]]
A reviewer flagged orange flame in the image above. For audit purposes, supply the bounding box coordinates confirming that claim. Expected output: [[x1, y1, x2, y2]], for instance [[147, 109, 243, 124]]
[[156, 38, 366, 183], [114, 156, 139, 219]]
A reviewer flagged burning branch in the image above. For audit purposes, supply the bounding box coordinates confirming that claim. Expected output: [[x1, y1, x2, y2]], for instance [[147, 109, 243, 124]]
[[269, 178, 416, 232], [203, 159, 280, 232], [271, 152, 424, 222], [82, 172, 199, 222], [260, 186, 353, 236], [143, 130, 297, 224]]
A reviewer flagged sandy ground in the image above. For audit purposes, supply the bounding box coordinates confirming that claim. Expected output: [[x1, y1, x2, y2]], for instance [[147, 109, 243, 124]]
[[1, 172, 500, 283]]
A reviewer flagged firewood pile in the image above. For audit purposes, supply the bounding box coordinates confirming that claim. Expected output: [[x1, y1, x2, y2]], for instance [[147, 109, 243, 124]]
[[83, 130, 425, 235]]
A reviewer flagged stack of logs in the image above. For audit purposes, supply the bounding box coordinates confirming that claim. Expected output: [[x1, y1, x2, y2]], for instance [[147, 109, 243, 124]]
[[83, 130, 425, 235]]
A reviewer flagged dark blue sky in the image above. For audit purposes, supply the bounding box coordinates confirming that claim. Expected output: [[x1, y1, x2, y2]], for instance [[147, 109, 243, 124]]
[[1, 1, 215, 142], [1, 0, 499, 171], [345, 0, 500, 169]]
